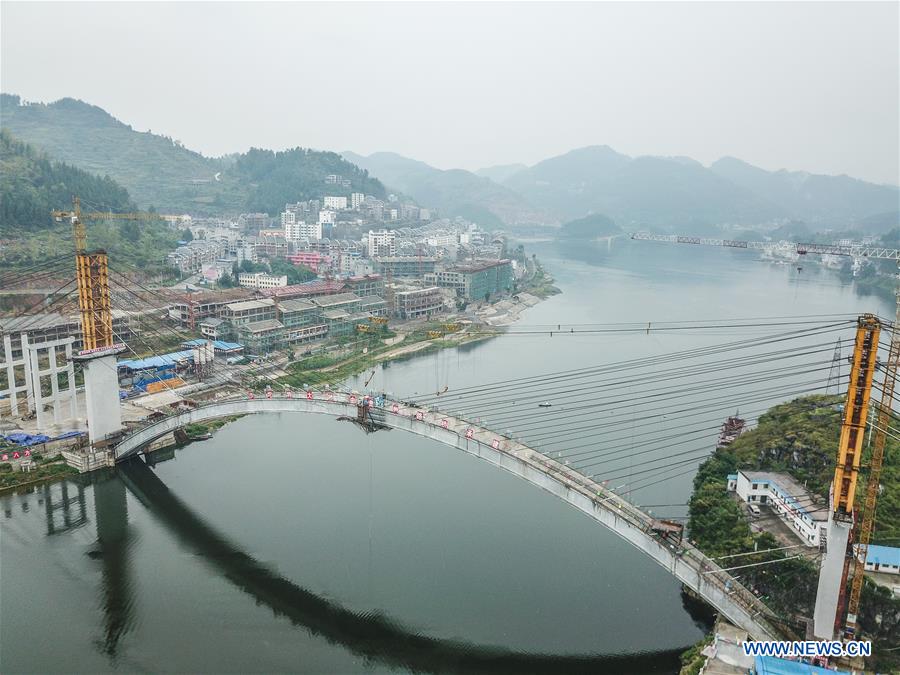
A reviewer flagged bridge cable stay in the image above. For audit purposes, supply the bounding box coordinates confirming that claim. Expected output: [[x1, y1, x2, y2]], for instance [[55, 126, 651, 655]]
[[0, 278, 79, 328], [453, 347, 845, 429], [105, 266, 357, 395], [413, 320, 856, 404], [0, 253, 78, 288], [434, 345, 845, 436], [458, 317, 861, 338], [103, 296, 852, 496], [414, 332, 852, 426], [104, 272, 357, 399]]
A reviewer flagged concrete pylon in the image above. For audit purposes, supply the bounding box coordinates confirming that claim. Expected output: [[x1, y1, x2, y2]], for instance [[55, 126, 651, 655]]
[[813, 483, 852, 639], [82, 354, 123, 443]]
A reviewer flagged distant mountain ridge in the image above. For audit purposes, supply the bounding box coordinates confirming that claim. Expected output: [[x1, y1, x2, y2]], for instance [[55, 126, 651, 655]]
[[499, 145, 898, 228], [3, 93, 895, 229], [0, 94, 385, 216]]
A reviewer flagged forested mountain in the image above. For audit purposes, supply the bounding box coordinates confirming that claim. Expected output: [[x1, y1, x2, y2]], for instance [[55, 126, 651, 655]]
[[0, 94, 385, 216], [342, 151, 546, 227], [235, 147, 384, 215], [0, 130, 180, 274], [0, 129, 134, 235]]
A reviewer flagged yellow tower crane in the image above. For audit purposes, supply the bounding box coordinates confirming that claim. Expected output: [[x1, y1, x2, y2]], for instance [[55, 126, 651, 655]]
[[51, 196, 165, 351], [845, 298, 900, 634]]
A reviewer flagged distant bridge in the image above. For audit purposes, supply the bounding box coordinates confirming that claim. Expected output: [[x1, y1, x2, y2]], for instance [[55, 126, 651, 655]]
[[114, 391, 783, 640]]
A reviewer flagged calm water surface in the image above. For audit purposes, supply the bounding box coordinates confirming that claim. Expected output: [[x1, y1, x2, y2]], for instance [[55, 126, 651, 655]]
[[1, 240, 889, 673]]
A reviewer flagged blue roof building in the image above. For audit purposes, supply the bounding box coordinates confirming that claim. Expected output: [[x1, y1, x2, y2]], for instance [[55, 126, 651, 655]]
[[855, 544, 900, 575]]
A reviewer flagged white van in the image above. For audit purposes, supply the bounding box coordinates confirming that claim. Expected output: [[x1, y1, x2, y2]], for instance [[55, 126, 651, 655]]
[[747, 504, 761, 517]]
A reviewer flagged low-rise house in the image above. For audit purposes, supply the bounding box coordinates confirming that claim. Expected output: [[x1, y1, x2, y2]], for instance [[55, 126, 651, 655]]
[[727, 470, 829, 547], [312, 292, 362, 315], [224, 298, 277, 329], [394, 286, 443, 319], [236, 319, 285, 354], [358, 295, 388, 317], [238, 272, 288, 289], [277, 299, 328, 344], [855, 544, 900, 577], [199, 317, 227, 340], [373, 256, 438, 277]]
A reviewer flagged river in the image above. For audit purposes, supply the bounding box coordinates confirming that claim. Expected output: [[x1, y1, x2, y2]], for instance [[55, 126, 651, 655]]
[[1, 239, 891, 673]]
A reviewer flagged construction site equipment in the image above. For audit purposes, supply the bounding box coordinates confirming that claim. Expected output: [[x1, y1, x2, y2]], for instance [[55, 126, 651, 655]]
[[356, 323, 374, 334], [630, 232, 900, 260], [427, 330, 443, 339], [442, 323, 460, 333], [832, 315, 880, 520], [648, 519, 684, 544], [845, 300, 900, 633], [369, 316, 389, 326], [814, 314, 881, 639], [52, 196, 166, 351]]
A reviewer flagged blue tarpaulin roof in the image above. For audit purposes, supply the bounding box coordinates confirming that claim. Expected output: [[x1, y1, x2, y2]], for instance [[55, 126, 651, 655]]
[[181, 339, 244, 351], [118, 350, 194, 371], [2, 431, 85, 447], [755, 656, 849, 675]]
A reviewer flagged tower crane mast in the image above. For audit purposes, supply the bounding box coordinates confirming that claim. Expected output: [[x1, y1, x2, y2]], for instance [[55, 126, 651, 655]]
[[51, 195, 165, 351], [845, 296, 899, 634]]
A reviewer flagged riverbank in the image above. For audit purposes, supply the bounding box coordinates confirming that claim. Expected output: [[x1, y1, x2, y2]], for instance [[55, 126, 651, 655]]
[[182, 415, 244, 439], [0, 454, 79, 494], [273, 259, 558, 389], [279, 324, 498, 389]]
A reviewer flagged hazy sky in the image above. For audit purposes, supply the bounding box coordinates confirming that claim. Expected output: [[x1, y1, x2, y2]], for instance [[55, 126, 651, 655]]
[[2, 2, 898, 185]]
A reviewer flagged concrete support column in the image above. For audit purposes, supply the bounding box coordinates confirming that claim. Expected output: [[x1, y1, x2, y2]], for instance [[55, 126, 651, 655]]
[[83, 354, 122, 443], [813, 512, 852, 639]]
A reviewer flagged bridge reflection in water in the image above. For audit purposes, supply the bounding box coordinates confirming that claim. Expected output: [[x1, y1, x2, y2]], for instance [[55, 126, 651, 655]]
[[114, 459, 686, 674]]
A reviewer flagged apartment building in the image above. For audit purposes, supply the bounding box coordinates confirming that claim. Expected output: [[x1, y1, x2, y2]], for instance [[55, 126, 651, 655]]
[[394, 286, 444, 319], [373, 256, 438, 277], [238, 272, 288, 290], [323, 196, 348, 210], [427, 259, 513, 301], [367, 230, 396, 257], [223, 298, 277, 328]]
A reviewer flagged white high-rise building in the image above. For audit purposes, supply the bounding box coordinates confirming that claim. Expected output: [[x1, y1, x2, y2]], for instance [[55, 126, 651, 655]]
[[318, 210, 335, 226], [323, 196, 348, 210], [367, 230, 396, 257], [350, 192, 365, 210], [285, 221, 323, 241]]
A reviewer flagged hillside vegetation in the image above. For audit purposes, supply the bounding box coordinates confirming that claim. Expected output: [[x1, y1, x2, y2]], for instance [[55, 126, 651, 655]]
[[0, 129, 133, 235], [236, 147, 385, 215], [0, 130, 180, 276], [688, 395, 899, 669], [1, 94, 385, 216]]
